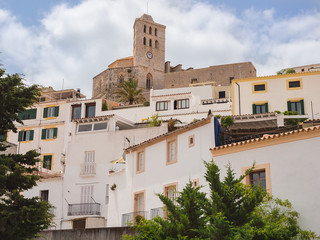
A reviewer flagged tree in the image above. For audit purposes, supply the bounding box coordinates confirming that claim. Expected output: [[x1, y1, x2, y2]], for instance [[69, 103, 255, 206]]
[[148, 114, 162, 127], [277, 68, 296, 75], [124, 161, 318, 239], [0, 66, 54, 239], [114, 78, 145, 105]]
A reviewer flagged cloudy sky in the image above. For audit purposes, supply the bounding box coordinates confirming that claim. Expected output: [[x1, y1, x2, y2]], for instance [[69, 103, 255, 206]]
[[0, 0, 320, 97]]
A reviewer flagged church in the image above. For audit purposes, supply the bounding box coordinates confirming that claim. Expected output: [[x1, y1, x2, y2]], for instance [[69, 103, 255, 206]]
[[92, 14, 256, 101]]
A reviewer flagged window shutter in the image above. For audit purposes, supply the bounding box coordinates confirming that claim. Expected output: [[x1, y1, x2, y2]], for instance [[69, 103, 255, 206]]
[[53, 128, 58, 138], [18, 131, 23, 141], [18, 112, 23, 120], [41, 129, 46, 139], [29, 130, 34, 141], [265, 102, 268, 113], [30, 109, 37, 119], [300, 100, 305, 115], [252, 104, 256, 114], [54, 106, 59, 117], [287, 101, 291, 111], [43, 108, 48, 118]]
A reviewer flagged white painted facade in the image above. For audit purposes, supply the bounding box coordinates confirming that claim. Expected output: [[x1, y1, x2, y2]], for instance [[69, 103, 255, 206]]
[[107, 117, 216, 227], [232, 71, 320, 118], [211, 128, 320, 235]]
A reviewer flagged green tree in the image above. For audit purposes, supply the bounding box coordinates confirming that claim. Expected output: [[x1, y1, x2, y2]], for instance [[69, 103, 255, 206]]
[[124, 161, 317, 240], [115, 78, 145, 105], [277, 68, 296, 75], [148, 114, 162, 127], [0, 67, 54, 239]]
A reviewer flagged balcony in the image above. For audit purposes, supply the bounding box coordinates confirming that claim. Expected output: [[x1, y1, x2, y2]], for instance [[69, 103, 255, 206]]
[[80, 162, 96, 176], [122, 211, 148, 226], [67, 202, 101, 216], [150, 207, 164, 219]]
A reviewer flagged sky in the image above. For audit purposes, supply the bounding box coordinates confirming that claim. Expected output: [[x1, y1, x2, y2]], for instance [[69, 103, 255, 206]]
[[0, 0, 320, 98]]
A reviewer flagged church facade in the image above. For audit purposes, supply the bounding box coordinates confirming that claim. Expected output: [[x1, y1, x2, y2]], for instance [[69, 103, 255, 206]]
[[92, 14, 256, 101]]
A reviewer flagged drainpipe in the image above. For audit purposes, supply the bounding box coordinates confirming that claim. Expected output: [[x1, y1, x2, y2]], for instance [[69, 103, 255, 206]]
[[235, 82, 241, 115]]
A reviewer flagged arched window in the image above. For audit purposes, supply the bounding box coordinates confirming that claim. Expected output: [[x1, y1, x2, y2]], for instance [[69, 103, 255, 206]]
[[149, 27, 152, 34], [155, 40, 159, 49], [155, 28, 157, 36], [149, 39, 152, 47], [144, 25, 146, 33], [143, 37, 146, 45], [146, 73, 152, 89]]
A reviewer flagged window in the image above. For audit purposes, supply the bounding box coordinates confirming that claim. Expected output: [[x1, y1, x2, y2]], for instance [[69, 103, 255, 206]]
[[78, 124, 92, 132], [250, 170, 266, 189], [156, 101, 169, 111], [149, 26, 152, 34], [174, 99, 189, 109], [134, 191, 145, 222], [155, 40, 159, 48], [72, 105, 81, 120], [83, 151, 95, 175], [191, 78, 197, 84], [143, 37, 146, 45], [85, 103, 96, 118], [242, 163, 271, 194], [136, 151, 145, 173], [93, 122, 107, 130], [42, 154, 53, 170], [43, 106, 59, 118], [149, 39, 152, 47], [146, 79, 151, 89], [287, 99, 305, 115], [167, 139, 177, 164], [18, 130, 34, 142], [155, 28, 157, 36], [41, 128, 58, 140], [164, 184, 177, 203], [40, 190, 49, 201], [252, 102, 268, 114], [18, 109, 37, 120], [252, 82, 267, 93], [219, 91, 226, 98], [287, 79, 302, 90], [143, 25, 146, 33], [73, 219, 85, 229], [189, 135, 195, 147], [192, 179, 199, 188]]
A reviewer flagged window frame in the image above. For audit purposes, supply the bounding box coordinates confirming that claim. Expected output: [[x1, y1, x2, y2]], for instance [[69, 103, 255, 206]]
[[174, 99, 190, 110], [287, 99, 305, 115], [287, 78, 303, 90], [18, 129, 34, 142], [188, 134, 195, 148], [166, 137, 177, 165], [242, 163, 271, 194], [18, 108, 37, 120], [43, 106, 59, 119], [42, 154, 53, 170], [136, 150, 145, 174], [71, 104, 82, 120], [133, 190, 146, 221], [252, 102, 268, 114], [41, 127, 58, 140], [85, 103, 96, 118], [252, 82, 268, 94], [156, 101, 169, 111]]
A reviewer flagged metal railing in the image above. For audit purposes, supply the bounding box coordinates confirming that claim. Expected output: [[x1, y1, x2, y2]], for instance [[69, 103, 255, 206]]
[[80, 162, 96, 175], [122, 211, 148, 226], [150, 207, 164, 219], [67, 202, 101, 216]]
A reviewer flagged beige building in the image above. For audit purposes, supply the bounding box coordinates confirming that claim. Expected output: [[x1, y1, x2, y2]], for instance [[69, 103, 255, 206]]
[[92, 14, 256, 101]]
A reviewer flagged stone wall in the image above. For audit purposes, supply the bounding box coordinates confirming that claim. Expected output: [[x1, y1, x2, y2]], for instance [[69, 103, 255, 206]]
[[34, 227, 135, 240]]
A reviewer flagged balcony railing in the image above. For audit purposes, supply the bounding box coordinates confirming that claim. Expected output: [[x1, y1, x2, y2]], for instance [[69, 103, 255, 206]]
[[150, 207, 164, 219], [67, 202, 101, 216], [80, 162, 96, 176], [122, 211, 148, 226]]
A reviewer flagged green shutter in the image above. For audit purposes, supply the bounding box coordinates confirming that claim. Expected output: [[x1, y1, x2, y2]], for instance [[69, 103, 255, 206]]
[[287, 101, 291, 111], [53, 128, 58, 138], [43, 155, 52, 170], [30, 109, 37, 119], [43, 108, 48, 118], [29, 130, 34, 141], [54, 106, 59, 117], [41, 129, 46, 139], [252, 104, 256, 114], [18, 131, 23, 142], [0, 132, 7, 141], [18, 112, 23, 120], [265, 102, 268, 113], [300, 100, 305, 115]]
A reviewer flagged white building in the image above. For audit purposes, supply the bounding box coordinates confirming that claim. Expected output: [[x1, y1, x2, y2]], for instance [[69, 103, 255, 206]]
[[232, 71, 320, 118]]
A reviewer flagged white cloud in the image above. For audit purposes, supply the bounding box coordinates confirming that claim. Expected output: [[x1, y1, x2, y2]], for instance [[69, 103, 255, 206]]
[[0, 0, 320, 97]]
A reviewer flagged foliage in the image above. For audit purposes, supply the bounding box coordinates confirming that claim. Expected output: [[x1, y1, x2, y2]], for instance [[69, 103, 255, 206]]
[[115, 78, 145, 105], [191, 118, 200, 123], [0, 67, 53, 239], [143, 101, 150, 106], [102, 102, 108, 111], [124, 161, 318, 240], [284, 111, 307, 126], [214, 114, 221, 119], [167, 119, 177, 132], [148, 114, 162, 127], [277, 68, 296, 75], [221, 116, 234, 129]]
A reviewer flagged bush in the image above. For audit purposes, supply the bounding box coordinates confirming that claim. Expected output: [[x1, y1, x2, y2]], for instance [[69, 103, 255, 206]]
[[221, 116, 234, 128]]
